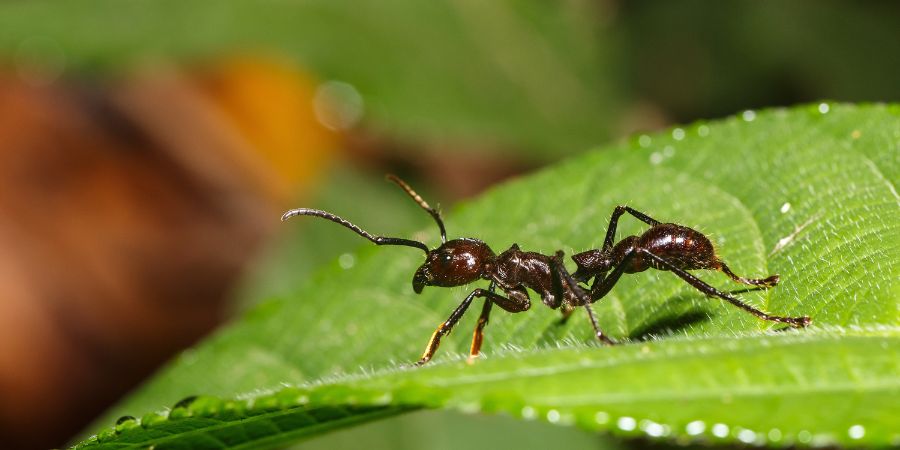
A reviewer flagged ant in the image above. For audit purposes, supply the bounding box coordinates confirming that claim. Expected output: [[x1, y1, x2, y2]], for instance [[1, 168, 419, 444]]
[[282, 176, 811, 365]]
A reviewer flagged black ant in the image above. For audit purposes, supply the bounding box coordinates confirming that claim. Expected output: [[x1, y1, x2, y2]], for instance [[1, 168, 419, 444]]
[[282, 176, 811, 365]]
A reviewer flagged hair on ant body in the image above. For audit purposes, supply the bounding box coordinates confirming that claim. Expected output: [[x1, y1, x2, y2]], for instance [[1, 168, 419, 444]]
[[282, 176, 810, 365]]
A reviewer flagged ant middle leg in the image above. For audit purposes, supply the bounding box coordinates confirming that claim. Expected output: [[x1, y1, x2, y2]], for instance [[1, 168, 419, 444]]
[[551, 251, 616, 345], [639, 250, 811, 328], [468, 299, 493, 363], [583, 303, 616, 345], [588, 249, 638, 301], [548, 252, 578, 323]]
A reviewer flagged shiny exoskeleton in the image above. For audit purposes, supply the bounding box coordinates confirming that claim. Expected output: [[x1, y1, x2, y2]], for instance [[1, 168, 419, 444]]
[[570, 206, 810, 328], [282, 177, 810, 365]]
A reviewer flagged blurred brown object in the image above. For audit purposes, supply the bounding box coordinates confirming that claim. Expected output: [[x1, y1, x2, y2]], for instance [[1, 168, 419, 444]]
[[0, 59, 337, 448]]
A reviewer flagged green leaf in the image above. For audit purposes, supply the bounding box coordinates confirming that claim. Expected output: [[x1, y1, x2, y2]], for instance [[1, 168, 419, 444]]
[[77, 402, 412, 450], [76, 104, 900, 449]]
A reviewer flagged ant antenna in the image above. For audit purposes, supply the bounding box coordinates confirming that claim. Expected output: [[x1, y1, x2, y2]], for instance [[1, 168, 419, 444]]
[[386, 174, 447, 243], [281, 208, 429, 254]]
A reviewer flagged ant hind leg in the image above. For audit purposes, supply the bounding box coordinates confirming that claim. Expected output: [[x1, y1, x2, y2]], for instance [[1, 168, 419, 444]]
[[601, 205, 662, 253], [718, 261, 779, 288], [618, 205, 661, 226], [641, 250, 810, 328], [602, 206, 661, 251]]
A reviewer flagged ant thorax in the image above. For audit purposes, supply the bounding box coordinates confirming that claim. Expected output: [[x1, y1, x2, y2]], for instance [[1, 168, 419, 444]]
[[493, 245, 555, 296]]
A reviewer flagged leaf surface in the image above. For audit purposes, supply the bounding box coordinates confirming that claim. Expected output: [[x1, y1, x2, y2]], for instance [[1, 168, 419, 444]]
[[77, 104, 900, 449]]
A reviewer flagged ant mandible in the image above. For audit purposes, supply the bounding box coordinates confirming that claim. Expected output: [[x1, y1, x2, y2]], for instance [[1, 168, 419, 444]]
[[282, 176, 811, 365]]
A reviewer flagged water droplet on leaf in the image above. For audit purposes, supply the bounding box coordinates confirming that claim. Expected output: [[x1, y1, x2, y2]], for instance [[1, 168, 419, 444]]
[[173, 395, 198, 410]]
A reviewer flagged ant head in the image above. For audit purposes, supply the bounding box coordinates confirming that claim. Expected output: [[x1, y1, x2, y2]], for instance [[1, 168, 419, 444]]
[[571, 249, 613, 282], [385, 176, 493, 292], [413, 238, 495, 293]]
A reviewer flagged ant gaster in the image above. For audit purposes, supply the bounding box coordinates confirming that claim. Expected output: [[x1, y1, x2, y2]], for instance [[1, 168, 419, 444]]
[[282, 176, 811, 365]]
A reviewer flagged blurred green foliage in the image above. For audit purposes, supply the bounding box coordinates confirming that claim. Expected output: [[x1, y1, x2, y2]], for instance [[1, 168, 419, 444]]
[[616, 1, 900, 121], [0, 0, 620, 157], [2, 1, 898, 160]]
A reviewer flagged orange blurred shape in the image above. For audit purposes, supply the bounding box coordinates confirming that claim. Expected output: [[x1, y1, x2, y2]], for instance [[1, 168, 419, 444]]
[[193, 57, 339, 200]]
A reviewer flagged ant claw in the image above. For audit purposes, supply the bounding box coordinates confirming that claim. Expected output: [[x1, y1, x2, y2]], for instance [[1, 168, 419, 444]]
[[761, 274, 780, 288], [771, 315, 812, 331]]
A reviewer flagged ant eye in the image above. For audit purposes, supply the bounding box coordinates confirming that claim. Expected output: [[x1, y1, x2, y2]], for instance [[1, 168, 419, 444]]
[[440, 253, 453, 263]]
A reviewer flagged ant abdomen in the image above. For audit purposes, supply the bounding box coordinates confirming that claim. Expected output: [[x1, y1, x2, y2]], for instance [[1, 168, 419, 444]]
[[635, 223, 718, 272]]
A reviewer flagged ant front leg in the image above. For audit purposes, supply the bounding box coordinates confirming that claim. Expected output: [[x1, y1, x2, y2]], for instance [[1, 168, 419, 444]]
[[639, 250, 811, 328], [602, 206, 661, 251], [419, 286, 530, 366]]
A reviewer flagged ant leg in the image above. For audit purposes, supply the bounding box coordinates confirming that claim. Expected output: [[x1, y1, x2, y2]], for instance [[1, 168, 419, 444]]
[[583, 303, 616, 345], [469, 288, 531, 363], [465, 287, 530, 362], [588, 250, 638, 301], [550, 250, 595, 308], [639, 250, 811, 328], [718, 262, 779, 288], [468, 283, 498, 363], [418, 289, 480, 365], [552, 266, 580, 323], [558, 304, 576, 324], [603, 206, 662, 250], [552, 251, 616, 344], [419, 287, 529, 365], [545, 251, 569, 309], [468, 299, 493, 363]]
